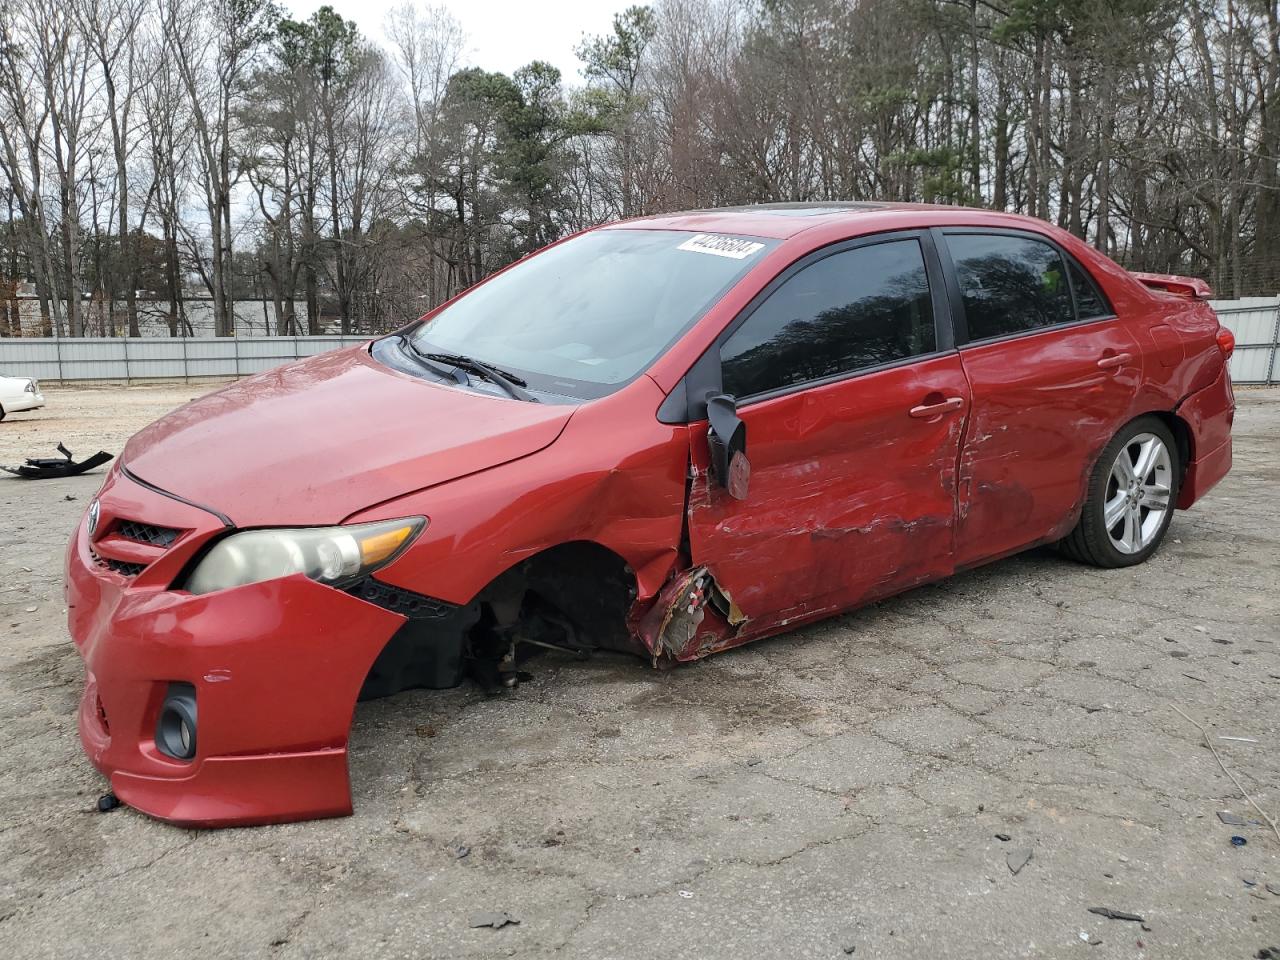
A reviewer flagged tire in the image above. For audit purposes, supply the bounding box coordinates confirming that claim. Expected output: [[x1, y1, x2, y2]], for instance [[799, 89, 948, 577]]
[[1059, 415, 1180, 568]]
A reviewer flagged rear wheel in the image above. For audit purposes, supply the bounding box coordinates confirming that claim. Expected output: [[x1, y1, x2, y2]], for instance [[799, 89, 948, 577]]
[[1059, 416, 1179, 568]]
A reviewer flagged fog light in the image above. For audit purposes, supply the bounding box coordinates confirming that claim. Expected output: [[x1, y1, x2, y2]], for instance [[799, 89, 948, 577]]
[[156, 683, 197, 761]]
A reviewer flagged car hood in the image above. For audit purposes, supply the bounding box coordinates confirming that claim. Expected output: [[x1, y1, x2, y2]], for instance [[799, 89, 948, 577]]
[[122, 347, 575, 526]]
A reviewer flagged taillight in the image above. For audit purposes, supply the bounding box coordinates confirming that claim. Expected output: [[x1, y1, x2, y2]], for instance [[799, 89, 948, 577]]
[[1216, 326, 1235, 359]]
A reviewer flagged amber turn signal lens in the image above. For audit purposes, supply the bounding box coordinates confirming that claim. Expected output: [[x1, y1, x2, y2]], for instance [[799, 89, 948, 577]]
[[358, 525, 416, 566]]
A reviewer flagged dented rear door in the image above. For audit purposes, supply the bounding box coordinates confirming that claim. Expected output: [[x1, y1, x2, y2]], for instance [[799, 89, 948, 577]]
[[680, 233, 969, 653], [938, 229, 1142, 568]]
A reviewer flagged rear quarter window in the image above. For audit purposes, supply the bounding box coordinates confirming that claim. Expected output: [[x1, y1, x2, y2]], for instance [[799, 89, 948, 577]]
[[1068, 260, 1112, 319]]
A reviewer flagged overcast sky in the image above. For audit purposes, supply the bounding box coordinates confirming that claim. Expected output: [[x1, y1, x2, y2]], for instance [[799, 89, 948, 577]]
[[287, 0, 634, 85]]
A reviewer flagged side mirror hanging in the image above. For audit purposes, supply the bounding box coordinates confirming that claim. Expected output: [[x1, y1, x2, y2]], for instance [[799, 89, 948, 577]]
[[706, 393, 749, 500]]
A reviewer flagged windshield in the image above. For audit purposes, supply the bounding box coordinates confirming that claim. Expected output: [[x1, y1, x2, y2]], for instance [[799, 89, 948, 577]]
[[406, 228, 776, 400]]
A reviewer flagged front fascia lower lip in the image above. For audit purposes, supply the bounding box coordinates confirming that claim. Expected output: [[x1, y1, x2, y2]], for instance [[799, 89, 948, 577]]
[[68, 546, 409, 826]]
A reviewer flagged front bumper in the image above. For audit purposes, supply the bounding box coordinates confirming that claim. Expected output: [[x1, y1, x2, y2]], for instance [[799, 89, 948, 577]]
[[67, 468, 405, 827]]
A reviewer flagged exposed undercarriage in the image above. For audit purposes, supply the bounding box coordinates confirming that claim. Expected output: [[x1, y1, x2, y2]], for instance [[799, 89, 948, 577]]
[[358, 542, 649, 700]]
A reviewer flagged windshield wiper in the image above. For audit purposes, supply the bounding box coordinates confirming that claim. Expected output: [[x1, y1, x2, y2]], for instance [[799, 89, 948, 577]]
[[423, 351, 538, 402], [399, 334, 471, 386]]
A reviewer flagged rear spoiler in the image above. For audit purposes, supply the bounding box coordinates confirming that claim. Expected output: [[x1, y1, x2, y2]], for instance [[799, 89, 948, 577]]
[[1131, 272, 1213, 300]]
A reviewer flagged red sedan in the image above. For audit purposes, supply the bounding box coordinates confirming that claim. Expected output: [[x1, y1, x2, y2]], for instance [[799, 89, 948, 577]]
[[66, 203, 1235, 826]]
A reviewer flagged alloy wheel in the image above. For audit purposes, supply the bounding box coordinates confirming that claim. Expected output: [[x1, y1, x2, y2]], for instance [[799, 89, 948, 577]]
[[1104, 432, 1173, 554]]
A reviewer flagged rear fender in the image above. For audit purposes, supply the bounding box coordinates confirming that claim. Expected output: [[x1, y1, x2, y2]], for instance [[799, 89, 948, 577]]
[[1173, 364, 1234, 509]]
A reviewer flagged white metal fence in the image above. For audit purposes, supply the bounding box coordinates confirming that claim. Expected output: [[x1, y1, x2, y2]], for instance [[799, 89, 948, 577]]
[[0, 335, 368, 382], [0, 299, 1276, 384], [1209, 297, 1280, 385]]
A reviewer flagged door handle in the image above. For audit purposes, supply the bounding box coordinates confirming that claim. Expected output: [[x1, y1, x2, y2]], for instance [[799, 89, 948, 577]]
[[909, 396, 965, 419], [1096, 352, 1132, 369]]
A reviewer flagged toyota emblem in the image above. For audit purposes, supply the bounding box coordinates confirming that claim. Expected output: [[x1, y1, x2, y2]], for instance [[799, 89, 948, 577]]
[[87, 499, 100, 537]]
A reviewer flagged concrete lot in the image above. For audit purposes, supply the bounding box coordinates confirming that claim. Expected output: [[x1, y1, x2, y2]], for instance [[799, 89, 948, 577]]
[[1, 383, 1278, 959]]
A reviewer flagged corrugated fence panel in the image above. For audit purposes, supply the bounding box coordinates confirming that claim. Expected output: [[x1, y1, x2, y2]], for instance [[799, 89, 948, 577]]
[[4, 317, 1273, 385], [183, 338, 238, 378], [237, 337, 299, 358], [1217, 308, 1276, 344], [1229, 348, 1273, 384], [59, 339, 126, 380], [0, 339, 61, 380], [1210, 297, 1279, 385], [0, 335, 367, 381], [121, 339, 187, 379], [297, 337, 361, 356]]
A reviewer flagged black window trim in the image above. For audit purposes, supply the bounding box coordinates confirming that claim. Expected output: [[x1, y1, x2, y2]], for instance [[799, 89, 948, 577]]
[[932, 226, 1118, 350], [657, 228, 957, 423]]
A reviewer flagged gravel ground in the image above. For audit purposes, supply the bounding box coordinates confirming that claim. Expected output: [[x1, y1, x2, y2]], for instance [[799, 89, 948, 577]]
[[1, 383, 1278, 960]]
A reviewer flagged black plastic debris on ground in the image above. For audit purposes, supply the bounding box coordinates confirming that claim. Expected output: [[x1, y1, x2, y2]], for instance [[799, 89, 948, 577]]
[[469, 911, 519, 930], [1219, 810, 1263, 827], [96, 793, 121, 813], [2, 443, 113, 479], [1007, 848, 1033, 875], [1088, 907, 1145, 922]]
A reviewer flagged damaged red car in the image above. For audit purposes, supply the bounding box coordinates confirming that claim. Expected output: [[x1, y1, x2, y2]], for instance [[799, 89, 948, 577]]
[[66, 203, 1235, 826]]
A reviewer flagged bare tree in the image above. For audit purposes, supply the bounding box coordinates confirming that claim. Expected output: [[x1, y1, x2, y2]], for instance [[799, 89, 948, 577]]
[[3, 0, 1280, 342], [0, 0, 61, 333], [386, 2, 464, 307], [162, 0, 274, 336], [139, 23, 195, 337], [0, 0, 102, 335], [79, 0, 149, 334]]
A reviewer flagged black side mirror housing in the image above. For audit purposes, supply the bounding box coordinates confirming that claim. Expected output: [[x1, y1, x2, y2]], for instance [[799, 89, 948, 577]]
[[706, 393, 749, 500]]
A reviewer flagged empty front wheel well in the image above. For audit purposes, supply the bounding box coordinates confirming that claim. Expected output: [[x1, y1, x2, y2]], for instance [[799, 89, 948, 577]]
[[358, 540, 644, 701], [477, 541, 641, 654]]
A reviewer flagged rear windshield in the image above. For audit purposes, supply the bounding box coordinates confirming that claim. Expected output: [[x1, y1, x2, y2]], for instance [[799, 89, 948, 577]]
[[404, 228, 776, 400]]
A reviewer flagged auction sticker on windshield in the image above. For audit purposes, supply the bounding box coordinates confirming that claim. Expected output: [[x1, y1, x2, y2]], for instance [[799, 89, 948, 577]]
[[677, 234, 766, 259]]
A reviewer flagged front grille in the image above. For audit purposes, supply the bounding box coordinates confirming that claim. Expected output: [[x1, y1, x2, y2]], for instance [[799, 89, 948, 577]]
[[90, 548, 146, 578], [115, 520, 180, 548]]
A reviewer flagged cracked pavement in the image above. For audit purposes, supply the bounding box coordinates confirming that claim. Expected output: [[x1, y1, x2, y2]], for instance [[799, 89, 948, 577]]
[[1, 384, 1278, 959]]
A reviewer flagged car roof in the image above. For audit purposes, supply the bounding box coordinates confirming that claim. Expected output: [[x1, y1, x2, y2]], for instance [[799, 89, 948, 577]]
[[608, 201, 1049, 241]]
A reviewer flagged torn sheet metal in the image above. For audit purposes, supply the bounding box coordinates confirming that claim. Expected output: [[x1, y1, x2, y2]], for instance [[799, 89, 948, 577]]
[[2, 443, 113, 479], [635, 565, 747, 662]]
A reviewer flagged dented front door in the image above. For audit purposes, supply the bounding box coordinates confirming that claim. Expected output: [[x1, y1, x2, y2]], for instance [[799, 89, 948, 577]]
[[682, 353, 970, 653]]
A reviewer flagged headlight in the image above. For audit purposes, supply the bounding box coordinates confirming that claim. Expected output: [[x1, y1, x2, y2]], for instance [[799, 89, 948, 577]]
[[183, 517, 425, 595]]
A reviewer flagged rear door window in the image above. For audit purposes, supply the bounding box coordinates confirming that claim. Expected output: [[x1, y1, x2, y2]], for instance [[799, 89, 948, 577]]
[[720, 238, 936, 398], [945, 234, 1075, 341]]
